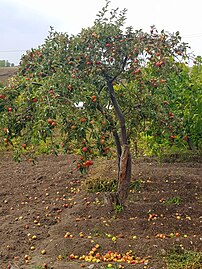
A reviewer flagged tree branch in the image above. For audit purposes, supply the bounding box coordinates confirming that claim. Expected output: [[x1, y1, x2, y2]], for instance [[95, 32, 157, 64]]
[[107, 80, 128, 145], [111, 55, 128, 82], [96, 102, 122, 176]]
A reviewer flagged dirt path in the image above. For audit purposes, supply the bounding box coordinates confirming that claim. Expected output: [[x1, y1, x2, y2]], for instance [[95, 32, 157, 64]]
[[0, 154, 201, 269]]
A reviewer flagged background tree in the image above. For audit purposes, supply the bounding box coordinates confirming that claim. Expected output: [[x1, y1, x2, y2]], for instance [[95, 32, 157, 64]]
[[0, 1, 194, 206], [0, 60, 14, 67]]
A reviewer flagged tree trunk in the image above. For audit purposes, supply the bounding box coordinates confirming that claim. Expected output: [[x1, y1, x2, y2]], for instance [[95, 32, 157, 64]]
[[116, 144, 131, 206], [106, 79, 132, 207], [187, 137, 195, 150]]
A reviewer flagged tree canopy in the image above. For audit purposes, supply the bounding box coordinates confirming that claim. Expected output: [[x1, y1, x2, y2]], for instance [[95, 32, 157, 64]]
[[0, 1, 201, 205]]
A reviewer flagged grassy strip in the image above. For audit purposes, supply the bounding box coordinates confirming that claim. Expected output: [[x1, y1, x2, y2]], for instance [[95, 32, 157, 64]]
[[166, 248, 202, 269]]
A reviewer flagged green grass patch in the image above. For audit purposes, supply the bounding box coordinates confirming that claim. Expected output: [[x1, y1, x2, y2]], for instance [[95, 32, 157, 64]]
[[130, 179, 143, 191], [166, 247, 202, 269], [114, 204, 124, 213], [83, 177, 117, 192], [165, 196, 182, 205], [83, 177, 143, 193]]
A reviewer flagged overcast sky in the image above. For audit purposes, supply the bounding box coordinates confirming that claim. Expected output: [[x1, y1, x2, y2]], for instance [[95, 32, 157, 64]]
[[1, 0, 202, 65]]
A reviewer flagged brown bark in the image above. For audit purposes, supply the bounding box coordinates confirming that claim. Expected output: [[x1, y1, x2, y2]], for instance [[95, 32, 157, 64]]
[[106, 79, 132, 208], [113, 129, 122, 175], [187, 137, 195, 150], [116, 144, 132, 206]]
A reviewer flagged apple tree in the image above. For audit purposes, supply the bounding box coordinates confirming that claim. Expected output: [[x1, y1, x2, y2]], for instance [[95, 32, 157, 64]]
[[133, 58, 202, 154], [0, 1, 190, 206]]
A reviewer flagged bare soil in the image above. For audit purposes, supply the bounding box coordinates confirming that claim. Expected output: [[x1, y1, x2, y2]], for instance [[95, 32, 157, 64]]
[[0, 153, 201, 269], [0, 67, 18, 85]]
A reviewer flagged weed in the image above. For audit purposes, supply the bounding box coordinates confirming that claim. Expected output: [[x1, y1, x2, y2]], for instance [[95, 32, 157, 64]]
[[114, 204, 123, 213], [166, 247, 202, 269], [130, 179, 143, 191], [84, 177, 143, 193], [83, 177, 117, 192], [165, 196, 182, 205], [90, 227, 106, 237]]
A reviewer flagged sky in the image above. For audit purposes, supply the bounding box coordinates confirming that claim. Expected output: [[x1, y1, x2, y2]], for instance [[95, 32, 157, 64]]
[[0, 0, 202, 66]]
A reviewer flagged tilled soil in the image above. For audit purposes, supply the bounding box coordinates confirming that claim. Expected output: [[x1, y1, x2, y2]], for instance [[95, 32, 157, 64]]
[[0, 153, 201, 269]]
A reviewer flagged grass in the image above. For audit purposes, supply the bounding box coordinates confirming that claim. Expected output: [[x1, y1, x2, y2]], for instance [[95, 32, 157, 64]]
[[165, 196, 182, 205], [130, 179, 143, 191], [83, 177, 118, 193], [114, 204, 123, 213], [84, 177, 143, 193], [159, 150, 202, 163], [166, 247, 202, 269]]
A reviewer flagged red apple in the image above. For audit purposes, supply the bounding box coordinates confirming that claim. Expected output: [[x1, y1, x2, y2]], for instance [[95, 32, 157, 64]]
[[82, 147, 88, 153]]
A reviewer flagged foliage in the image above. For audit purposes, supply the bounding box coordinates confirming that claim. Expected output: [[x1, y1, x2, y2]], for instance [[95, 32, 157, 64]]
[[124, 59, 202, 155]]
